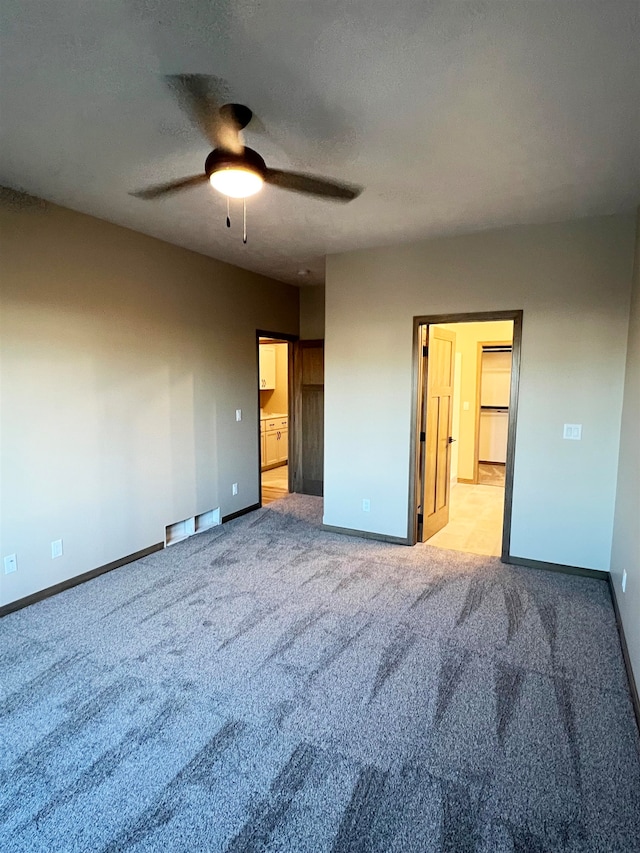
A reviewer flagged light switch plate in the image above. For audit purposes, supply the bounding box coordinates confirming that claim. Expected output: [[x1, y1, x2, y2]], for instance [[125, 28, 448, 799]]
[[563, 424, 582, 440], [235, 409, 242, 422], [51, 539, 63, 559], [4, 554, 17, 574]]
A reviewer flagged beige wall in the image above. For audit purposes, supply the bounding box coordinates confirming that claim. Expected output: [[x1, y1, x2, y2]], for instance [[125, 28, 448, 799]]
[[437, 321, 513, 481], [610, 212, 640, 686], [260, 342, 288, 414], [324, 215, 635, 570], [0, 194, 298, 607], [300, 285, 325, 339]]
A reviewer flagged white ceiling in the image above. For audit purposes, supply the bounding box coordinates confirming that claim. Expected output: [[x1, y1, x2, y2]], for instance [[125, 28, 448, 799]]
[[1, 1, 638, 286]]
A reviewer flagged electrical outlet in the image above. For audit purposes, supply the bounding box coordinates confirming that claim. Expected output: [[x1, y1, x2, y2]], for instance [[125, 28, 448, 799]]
[[51, 539, 63, 559], [235, 409, 242, 422], [4, 554, 17, 574], [362, 498, 370, 512], [622, 570, 627, 594], [232, 483, 238, 496]]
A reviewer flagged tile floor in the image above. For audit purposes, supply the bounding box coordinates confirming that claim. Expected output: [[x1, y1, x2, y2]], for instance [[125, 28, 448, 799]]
[[261, 464, 289, 505], [426, 482, 504, 557], [477, 461, 506, 487]]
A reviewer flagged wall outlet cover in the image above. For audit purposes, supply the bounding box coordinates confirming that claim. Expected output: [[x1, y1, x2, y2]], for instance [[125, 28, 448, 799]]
[[362, 498, 370, 512], [232, 483, 238, 495], [563, 424, 582, 440]]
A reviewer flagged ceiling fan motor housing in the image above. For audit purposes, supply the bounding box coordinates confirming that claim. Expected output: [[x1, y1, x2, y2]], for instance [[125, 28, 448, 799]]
[[205, 147, 267, 179]]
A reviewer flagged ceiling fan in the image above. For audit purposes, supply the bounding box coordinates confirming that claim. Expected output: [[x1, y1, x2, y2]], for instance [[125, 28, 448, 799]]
[[132, 75, 362, 205]]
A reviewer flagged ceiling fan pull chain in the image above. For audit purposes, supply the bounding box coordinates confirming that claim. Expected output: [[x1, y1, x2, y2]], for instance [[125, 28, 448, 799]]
[[226, 196, 231, 228], [243, 197, 247, 244]]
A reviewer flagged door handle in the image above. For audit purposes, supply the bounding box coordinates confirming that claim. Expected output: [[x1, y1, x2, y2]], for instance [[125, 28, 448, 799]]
[[448, 436, 456, 444]]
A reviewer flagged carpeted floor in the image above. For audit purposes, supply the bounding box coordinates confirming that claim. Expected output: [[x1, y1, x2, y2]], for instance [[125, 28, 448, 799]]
[[1, 495, 639, 852]]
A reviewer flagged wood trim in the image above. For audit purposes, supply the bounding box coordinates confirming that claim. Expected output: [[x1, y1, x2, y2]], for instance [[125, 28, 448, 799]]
[[287, 342, 295, 494], [291, 342, 303, 494], [408, 309, 523, 554], [256, 330, 298, 343], [408, 318, 423, 545], [261, 461, 287, 473], [0, 542, 164, 618], [473, 342, 483, 484], [504, 555, 609, 580], [608, 575, 640, 733], [502, 313, 522, 560], [322, 523, 411, 545], [457, 477, 475, 484], [414, 310, 522, 325], [222, 503, 260, 523]]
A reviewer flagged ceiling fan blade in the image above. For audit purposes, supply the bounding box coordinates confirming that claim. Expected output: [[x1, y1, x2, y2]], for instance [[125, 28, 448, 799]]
[[164, 74, 243, 154], [130, 174, 208, 200], [263, 169, 362, 202]]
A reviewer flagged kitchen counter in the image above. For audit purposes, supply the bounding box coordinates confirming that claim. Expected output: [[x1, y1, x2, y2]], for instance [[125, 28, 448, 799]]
[[260, 412, 287, 420]]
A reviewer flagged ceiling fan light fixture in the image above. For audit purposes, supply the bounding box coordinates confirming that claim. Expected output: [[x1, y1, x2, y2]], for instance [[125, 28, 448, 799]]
[[209, 167, 263, 199], [205, 147, 267, 199]]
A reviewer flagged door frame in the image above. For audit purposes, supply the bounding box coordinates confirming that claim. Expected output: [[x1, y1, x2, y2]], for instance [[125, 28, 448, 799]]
[[256, 330, 298, 504], [408, 310, 523, 561]]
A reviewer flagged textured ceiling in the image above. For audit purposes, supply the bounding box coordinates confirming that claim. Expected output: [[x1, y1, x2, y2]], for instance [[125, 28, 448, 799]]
[[1, 1, 638, 286]]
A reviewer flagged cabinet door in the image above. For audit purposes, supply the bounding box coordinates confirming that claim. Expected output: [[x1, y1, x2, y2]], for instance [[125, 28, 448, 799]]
[[264, 430, 279, 466], [479, 411, 508, 463], [277, 428, 289, 463], [259, 345, 276, 390]]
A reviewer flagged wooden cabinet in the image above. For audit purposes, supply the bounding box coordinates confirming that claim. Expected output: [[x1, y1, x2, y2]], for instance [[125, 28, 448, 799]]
[[259, 345, 276, 390], [261, 416, 288, 469]]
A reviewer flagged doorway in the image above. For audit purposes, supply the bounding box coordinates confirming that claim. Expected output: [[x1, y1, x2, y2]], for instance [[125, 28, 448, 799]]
[[257, 333, 294, 505], [410, 311, 522, 559]]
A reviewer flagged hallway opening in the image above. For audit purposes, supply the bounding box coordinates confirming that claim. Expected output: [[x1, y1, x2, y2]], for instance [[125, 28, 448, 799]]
[[258, 335, 292, 506]]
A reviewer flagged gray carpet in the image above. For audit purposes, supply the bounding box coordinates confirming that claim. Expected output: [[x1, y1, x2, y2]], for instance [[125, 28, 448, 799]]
[[1, 495, 639, 852]]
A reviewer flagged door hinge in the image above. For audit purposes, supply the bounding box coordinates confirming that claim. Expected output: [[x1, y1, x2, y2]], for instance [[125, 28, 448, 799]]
[[422, 345, 428, 357], [420, 431, 426, 442]]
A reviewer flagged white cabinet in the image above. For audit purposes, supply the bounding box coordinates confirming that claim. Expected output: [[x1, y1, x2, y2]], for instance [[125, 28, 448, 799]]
[[261, 416, 288, 469], [480, 350, 511, 407], [276, 428, 288, 464], [259, 345, 276, 390], [479, 410, 509, 463], [264, 429, 280, 466]]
